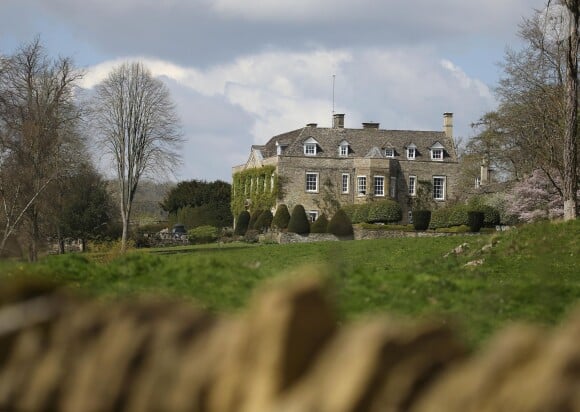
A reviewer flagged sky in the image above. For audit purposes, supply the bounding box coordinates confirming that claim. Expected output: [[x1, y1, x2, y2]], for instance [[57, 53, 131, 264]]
[[0, 0, 548, 182]]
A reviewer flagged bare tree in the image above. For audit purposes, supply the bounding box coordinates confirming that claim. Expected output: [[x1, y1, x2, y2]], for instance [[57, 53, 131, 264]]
[[91, 62, 182, 251], [0, 38, 84, 259]]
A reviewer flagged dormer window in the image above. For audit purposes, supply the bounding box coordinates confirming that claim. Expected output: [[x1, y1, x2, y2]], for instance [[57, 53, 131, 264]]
[[430, 142, 445, 161], [276, 142, 287, 155], [339, 140, 350, 157], [407, 144, 417, 160], [385, 148, 395, 158], [303, 137, 319, 156]]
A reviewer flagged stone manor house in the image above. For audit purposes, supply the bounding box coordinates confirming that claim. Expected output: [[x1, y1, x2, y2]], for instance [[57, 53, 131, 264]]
[[232, 113, 460, 224]]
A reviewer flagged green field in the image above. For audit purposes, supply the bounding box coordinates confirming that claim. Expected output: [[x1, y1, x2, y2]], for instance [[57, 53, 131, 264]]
[[1, 220, 579, 346]]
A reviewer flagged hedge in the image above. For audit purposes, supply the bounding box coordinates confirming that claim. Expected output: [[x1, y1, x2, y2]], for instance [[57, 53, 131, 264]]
[[412, 210, 431, 231], [310, 214, 329, 233], [328, 209, 354, 237], [367, 200, 403, 223], [234, 210, 251, 235], [188, 225, 219, 244], [288, 205, 310, 234], [254, 210, 273, 232], [272, 204, 291, 230]]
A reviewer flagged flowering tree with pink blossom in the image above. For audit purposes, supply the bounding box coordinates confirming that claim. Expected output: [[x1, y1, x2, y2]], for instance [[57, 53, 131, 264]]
[[506, 169, 566, 222]]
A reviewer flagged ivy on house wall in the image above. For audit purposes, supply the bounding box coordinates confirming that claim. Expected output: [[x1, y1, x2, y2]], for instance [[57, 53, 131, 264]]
[[231, 166, 279, 217]]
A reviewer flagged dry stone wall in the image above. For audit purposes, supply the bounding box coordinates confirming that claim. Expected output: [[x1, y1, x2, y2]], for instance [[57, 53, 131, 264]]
[[1, 268, 580, 412]]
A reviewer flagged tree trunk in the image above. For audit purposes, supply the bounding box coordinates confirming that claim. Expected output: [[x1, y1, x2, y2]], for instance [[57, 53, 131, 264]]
[[563, 0, 579, 220]]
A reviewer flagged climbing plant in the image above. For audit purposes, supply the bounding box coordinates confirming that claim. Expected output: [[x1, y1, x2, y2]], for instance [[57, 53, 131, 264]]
[[231, 166, 279, 217]]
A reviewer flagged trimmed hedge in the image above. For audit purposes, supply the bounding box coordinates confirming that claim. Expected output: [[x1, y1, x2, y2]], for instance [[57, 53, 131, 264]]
[[468, 211, 485, 232], [254, 210, 273, 232], [429, 204, 498, 230], [412, 210, 431, 231], [272, 204, 291, 230], [248, 209, 264, 230], [188, 225, 219, 244], [310, 214, 329, 233], [328, 209, 354, 237], [288, 205, 310, 235], [234, 210, 251, 235], [367, 200, 402, 223]]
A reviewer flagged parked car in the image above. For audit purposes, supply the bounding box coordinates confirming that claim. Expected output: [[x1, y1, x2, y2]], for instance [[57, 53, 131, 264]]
[[172, 224, 187, 238]]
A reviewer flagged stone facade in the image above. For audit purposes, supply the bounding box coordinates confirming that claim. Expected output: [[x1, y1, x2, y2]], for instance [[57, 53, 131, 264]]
[[233, 113, 460, 223]]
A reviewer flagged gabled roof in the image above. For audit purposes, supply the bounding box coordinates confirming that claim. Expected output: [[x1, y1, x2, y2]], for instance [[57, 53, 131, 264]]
[[259, 125, 457, 162]]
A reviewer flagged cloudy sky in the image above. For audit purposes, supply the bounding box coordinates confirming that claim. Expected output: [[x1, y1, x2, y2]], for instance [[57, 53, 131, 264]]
[[0, 0, 547, 182]]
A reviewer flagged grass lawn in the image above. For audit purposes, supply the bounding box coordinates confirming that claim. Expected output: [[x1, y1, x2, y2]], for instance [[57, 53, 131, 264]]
[[1, 219, 578, 346]]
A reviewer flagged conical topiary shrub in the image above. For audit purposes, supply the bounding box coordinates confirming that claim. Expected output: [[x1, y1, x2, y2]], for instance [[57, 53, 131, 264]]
[[254, 210, 274, 233], [234, 210, 250, 236], [248, 209, 263, 230], [310, 213, 329, 233], [287, 205, 310, 235], [467, 211, 485, 233], [412, 210, 431, 231], [328, 209, 354, 238], [272, 204, 291, 230]]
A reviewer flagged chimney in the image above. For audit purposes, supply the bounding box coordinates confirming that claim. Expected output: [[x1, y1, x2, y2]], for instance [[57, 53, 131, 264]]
[[443, 112, 453, 139], [362, 122, 380, 129], [306, 123, 317, 128], [333, 113, 345, 128]]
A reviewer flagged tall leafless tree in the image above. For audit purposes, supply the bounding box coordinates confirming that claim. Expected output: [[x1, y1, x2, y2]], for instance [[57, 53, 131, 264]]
[[91, 62, 182, 251], [0, 38, 84, 259]]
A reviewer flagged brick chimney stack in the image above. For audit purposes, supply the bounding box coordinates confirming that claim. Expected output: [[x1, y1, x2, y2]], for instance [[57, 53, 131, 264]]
[[443, 112, 453, 139], [333, 113, 345, 128]]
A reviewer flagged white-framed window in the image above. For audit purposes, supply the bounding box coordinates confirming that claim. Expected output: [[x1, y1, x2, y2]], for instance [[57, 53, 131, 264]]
[[390, 176, 397, 198], [409, 175, 417, 196], [339, 144, 348, 157], [342, 173, 350, 194], [433, 176, 446, 200], [385, 148, 395, 158], [305, 172, 319, 193], [307, 210, 319, 222], [357, 176, 367, 196], [304, 143, 317, 156], [407, 147, 416, 160], [431, 148, 443, 161], [374, 176, 385, 196]]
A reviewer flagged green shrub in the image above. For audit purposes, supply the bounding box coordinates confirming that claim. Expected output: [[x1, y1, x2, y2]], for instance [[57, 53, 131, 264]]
[[234, 211, 251, 236], [272, 204, 291, 230], [435, 225, 471, 233], [288, 205, 310, 235], [341, 204, 357, 223], [367, 200, 402, 223], [479, 205, 501, 227], [359, 223, 414, 231], [467, 211, 485, 233], [310, 214, 329, 233], [448, 205, 470, 227], [412, 210, 431, 231], [352, 203, 372, 224], [188, 225, 219, 244], [328, 209, 354, 237], [248, 209, 264, 230], [429, 207, 450, 229], [254, 210, 274, 232]]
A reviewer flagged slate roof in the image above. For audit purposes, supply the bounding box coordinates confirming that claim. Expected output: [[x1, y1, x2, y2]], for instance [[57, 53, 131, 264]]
[[255, 126, 458, 162]]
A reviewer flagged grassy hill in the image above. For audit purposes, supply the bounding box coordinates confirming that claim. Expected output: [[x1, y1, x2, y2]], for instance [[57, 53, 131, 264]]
[[1, 219, 578, 346]]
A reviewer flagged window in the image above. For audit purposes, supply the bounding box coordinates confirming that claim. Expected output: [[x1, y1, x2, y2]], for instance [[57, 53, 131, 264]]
[[431, 148, 443, 161], [304, 143, 317, 155], [407, 147, 416, 160], [408, 210, 413, 224], [475, 176, 481, 189], [390, 177, 397, 198], [357, 176, 367, 196], [307, 210, 319, 222], [385, 148, 395, 158], [305, 172, 319, 193], [342, 173, 350, 194], [433, 176, 446, 200], [339, 144, 348, 157], [374, 176, 385, 196], [409, 175, 417, 196]]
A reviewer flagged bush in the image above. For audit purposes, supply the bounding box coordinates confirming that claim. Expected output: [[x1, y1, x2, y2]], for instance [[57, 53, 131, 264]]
[[448, 204, 470, 227], [248, 209, 264, 230], [367, 200, 402, 223], [341, 204, 357, 223], [287, 205, 310, 235], [479, 205, 501, 227], [234, 211, 251, 236], [272, 204, 291, 230], [188, 225, 219, 244], [254, 210, 274, 233], [328, 209, 354, 237], [412, 210, 431, 231], [310, 214, 329, 233], [467, 211, 485, 233]]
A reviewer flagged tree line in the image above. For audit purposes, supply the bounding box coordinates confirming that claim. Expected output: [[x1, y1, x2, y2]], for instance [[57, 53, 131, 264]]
[[0, 38, 182, 260]]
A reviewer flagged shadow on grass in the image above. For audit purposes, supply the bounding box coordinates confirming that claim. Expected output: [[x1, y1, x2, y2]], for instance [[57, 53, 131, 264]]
[[147, 245, 255, 256]]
